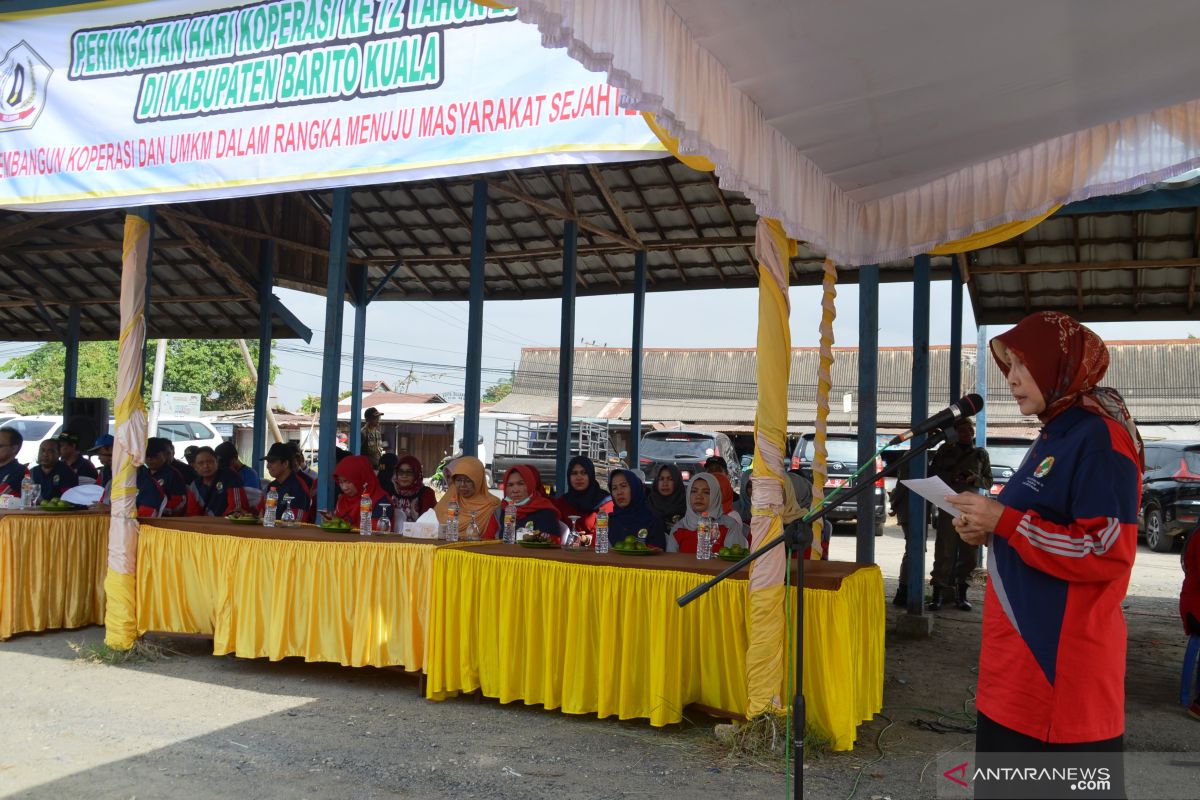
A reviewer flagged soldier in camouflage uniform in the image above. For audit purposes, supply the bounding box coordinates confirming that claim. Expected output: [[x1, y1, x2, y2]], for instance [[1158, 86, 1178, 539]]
[[928, 419, 992, 610]]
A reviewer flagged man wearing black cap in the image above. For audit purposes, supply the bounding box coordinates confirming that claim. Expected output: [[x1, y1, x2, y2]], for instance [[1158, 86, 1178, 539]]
[[89, 434, 114, 490], [259, 442, 317, 523], [57, 432, 99, 482], [361, 407, 384, 468]]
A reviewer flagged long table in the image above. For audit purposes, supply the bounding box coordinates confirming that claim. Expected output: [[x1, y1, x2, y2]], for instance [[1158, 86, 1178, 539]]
[[0, 509, 110, 640], [136, 519, 481, 671], [423, 544, 883, 751]]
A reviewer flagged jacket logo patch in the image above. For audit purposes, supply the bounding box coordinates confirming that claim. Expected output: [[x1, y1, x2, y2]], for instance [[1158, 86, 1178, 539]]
[[1034, 456, 1055, 478]]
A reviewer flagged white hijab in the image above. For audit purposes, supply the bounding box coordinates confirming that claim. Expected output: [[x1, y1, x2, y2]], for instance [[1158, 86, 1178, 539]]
[[667, 473, 747, 551]]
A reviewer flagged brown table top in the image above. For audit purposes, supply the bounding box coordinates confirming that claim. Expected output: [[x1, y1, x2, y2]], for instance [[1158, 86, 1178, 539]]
[[143, 516, 446, 546], [465, 541, 869, 591], [0, 507, 108, 520]]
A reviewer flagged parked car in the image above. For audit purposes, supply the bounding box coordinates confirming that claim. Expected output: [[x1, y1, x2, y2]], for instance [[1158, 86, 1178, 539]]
[[4, 415, 224, 468], [982, 436, 1034, 497], [1139, 441, 1200, 552], [638, 429, 740, 486], [791, 431, 886, 536]]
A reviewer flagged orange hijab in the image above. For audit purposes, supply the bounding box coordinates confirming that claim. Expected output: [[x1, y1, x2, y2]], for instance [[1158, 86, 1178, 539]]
[[713, 472, 735, 515], [434, 456, 501, 532]]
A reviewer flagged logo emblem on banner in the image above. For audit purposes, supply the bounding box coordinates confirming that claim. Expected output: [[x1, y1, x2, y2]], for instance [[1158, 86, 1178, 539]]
[[0, 40, 52, 132]]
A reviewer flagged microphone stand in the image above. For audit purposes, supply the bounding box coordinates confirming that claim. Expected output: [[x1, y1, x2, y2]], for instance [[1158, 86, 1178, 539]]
[[676, 426, 950, 799]]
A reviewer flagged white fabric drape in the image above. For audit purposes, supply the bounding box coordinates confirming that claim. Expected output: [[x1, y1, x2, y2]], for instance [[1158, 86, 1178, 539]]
[[511, 0, 1200, 265]]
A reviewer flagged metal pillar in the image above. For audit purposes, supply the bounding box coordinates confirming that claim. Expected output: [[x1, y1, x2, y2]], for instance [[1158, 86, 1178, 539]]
[[855, 264, 879, 562], [252, 242, 274, 467], [976, 325, 989, 448], [628, 250, 647, 470], [317, 188, 351, 511], [905, 255, 931, 616], [554, 221, 579, 492], [141, 212, 156, 391], [462, 180, 487, 459], [950, 260, 963, 402], [63, 304, 81, 411], [349, 265, 369, 455]]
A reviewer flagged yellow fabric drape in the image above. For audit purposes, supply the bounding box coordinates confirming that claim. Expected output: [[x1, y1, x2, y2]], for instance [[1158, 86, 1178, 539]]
[[136, 526, 484, 670], [105, 212, 150, 650], [425, 548, 883, 749], [745, 216, 798, 718], [0, 513, 109, 640], [809, 258, 838, 558], [928, 205, 1063, 255], [642, 112, 717, 173], [468, 0, 514, 8]]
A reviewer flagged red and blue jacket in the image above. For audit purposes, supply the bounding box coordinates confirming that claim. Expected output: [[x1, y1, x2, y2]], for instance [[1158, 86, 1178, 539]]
[[63, 454, 99, 482], [0, 460, 28, 496], [981, 405, 1140, 743], [149, 464, 188, 516], [185, 469, 249, 517], [29, 461, 79, 500]]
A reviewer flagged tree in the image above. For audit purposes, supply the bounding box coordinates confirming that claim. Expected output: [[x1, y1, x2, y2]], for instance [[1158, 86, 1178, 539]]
[[300, 389, 353, 415], [2, 339, 279, 415], [482, 376, 513, 403]]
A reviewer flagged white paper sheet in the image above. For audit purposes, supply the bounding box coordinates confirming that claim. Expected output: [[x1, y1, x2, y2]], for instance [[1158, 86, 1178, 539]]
[[900, 476, 962, 517]]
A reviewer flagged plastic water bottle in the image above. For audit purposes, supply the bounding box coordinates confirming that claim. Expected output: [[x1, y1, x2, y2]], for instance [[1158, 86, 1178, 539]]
[[697, 512, 711, 560], [595, 509, 610, 554], [20, 473, 33, 509], [443, 501, 460, 542], [359, 489, 373, 536], [263, 487, 278, 528], [502, 504, 516, 544]]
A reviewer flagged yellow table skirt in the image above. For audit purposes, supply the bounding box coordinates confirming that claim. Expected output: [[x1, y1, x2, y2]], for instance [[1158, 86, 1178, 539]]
[[424, 548, 883, 751], [137, 525, 462, 670], [0, 512, 109, 640]]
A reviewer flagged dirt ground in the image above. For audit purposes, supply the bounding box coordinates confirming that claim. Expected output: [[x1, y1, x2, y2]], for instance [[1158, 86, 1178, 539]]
[[1, 523, 1196, 800]]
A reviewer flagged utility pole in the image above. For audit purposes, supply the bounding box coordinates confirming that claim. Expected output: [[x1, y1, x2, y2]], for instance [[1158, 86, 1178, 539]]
[[237, 339, 284, 445], [147, 338, 167, 437]]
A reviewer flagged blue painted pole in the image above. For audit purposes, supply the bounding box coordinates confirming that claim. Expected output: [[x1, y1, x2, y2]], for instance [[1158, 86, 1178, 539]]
[[462, 180, 487, 463], [976, 325, 989, 449], [317, 189, 351, 512], [950, 260, 963, 402], [628, 251, 647, 471], [139, 208, 156, 392], [856, 264, 879, 562], [63, 305, 81, 412], [349, 266, 368, 455], [554, 221, 579, 492], [905, 255, 931, 616], [253, 241, 273, 467]]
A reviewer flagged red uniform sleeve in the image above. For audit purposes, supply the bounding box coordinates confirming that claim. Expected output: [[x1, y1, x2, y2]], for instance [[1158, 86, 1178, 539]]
[[994, 505, 1136, 583]]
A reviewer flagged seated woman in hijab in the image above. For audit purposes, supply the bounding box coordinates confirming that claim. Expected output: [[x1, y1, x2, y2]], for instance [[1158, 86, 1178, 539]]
[[330, 455, 389, 529], [500, 465, 563, 538], [435, 455, 501, 540], [552, 455, 612, 538], [647, 464, 687, 530], [607, 468, 665, 548], [666, 473, 748, 554], [184, 446, 249, 516], [390, 454, 437, 524]]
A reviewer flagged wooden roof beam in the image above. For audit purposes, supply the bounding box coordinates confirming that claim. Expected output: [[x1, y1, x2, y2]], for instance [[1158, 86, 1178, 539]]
[[971, 258, 1200, 275], [486, 178, 640, 252]]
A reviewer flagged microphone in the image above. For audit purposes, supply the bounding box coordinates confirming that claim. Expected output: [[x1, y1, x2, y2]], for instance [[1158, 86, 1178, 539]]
[[888, 394, 984, 446]]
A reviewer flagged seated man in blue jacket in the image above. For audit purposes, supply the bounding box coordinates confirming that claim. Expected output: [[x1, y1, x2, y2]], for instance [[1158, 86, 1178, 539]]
[[29, 439, 78, 501]]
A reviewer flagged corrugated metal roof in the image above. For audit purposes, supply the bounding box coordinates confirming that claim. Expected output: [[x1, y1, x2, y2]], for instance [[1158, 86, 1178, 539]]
[[495, 341, 1200, 429]]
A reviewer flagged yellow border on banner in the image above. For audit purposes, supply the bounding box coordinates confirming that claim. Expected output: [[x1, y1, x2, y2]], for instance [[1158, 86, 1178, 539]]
[[2, 141, 667, 207], [0, 0, 157, 21]]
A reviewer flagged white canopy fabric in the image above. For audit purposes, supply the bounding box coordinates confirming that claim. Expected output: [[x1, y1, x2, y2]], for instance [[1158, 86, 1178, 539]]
[[510, 0, 1200, 265]]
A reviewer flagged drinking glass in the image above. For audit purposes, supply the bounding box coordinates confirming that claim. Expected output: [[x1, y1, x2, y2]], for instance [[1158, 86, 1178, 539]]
[[27, 485, 41, 508], [377, 503, 392, 534], [279, 494, 296, 527]]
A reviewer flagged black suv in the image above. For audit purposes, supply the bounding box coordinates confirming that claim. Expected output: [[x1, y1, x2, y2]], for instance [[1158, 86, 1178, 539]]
[[638, 430, 740, 486], [791, 431, 886, 536], [1139, 441, 1200, 551]]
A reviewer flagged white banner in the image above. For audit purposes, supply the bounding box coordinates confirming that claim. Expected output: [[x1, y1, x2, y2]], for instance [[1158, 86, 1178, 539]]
[[0, 0, 664, 210]]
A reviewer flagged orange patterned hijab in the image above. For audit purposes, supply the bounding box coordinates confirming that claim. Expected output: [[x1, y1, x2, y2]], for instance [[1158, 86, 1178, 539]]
[[991, 311, 1143, 469]]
